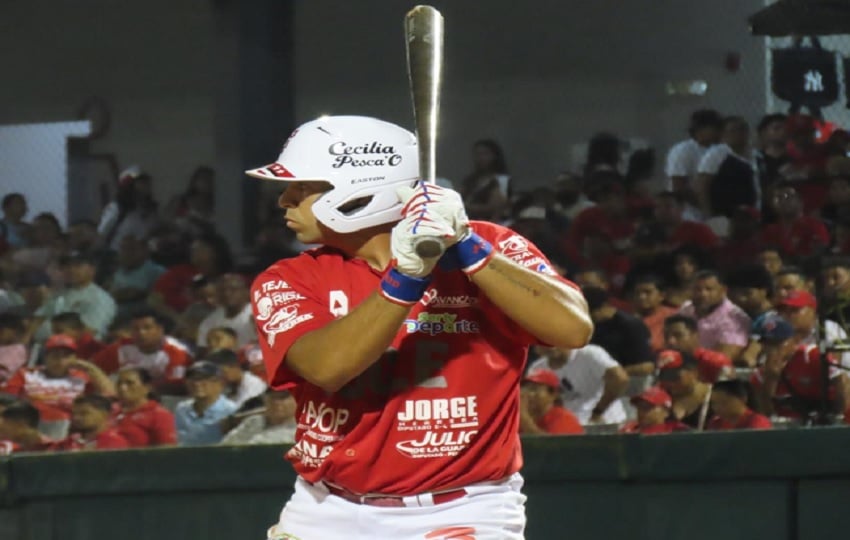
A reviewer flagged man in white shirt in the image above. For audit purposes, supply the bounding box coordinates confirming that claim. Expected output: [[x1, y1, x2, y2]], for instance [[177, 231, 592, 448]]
[[665, 109, 723, 209], [696, 116, 758, 219], [220, 390, 296, 445], [529, 344, 629, 424], [197, 274, 256, 349], [206, 349, 267, 409]]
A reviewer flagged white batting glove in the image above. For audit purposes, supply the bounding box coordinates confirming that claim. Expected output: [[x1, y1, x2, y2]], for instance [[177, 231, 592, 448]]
[[391, 211, 459, 278], [397, 183, 471, 241]]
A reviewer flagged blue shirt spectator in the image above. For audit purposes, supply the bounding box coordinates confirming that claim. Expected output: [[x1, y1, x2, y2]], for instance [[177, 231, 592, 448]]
[[174, 361, 237, 445]]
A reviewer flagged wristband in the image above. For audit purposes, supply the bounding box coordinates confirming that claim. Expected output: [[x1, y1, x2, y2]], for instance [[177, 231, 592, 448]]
[[379, 268, 432, 306], [454, 232, 494, 275]]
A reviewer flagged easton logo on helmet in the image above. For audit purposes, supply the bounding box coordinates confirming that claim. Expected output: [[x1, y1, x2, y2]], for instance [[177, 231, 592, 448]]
[[329, 141, 402, 169]]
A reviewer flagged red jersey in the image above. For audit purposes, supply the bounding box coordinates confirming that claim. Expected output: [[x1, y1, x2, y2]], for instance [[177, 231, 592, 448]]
[[74, 332, 106, 360], [93, 337, 190, 386], [114, 400, 177, 447], [251, 222, 572, 495], [567, 207, 636, 253], [56, 428, 130, 451], [760, 217, 830, 258], [707, 409, 772, 431], [620, 420, 690, 434], [536, 406, 583, 435], [693, 347, 734, 383], [750, 344, 838, 417], [2, 367, 92, 421], [152, 264, 198, 312], [668, 221, 719, 251]]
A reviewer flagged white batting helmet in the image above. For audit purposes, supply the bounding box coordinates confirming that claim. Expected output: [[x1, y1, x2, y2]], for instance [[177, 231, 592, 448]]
[[245, 115, 419, 233]]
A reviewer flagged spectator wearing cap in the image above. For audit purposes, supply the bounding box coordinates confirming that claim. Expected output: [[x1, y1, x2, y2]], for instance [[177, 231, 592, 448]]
[[651, 191, 719, 251], [665, 109, 723, 199], [0, 313, 28, 384], [584, 286, 654, 375], [206, 349, 267, 409], [0, 400, 56, 453], [109, 234, 166, 319], [2, 335, 114, 423], [519, 369, 584, 435], [750, 313, 849, 420], [620, 386, 690, 434], [774, 266, 811, 302], [196, 274, 256, 351], [32, 251, 116, 342], [630, 275, 678, 352], [707, 379, 772, 431], [92, 309, 191, 394], [175, 361, 238, 446], [56, 395, 129, 451], [662, 315, 734, 381], [50, 312, 105, 360], [221, 390, 297, 445], [657, 349, 713, 429], [679, 270, 751, 362], [695, 116, 758, 219], [567, 181, 636, 262], [529, 345, 628, 425], [777, 290, 850, 369], [113, 367, 177, 447], [726, 265, 775, 320], [761, 182, 830, 259]]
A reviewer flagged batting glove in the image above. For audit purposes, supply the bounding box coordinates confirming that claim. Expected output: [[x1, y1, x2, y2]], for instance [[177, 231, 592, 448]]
[[397, 183, 471, 240]]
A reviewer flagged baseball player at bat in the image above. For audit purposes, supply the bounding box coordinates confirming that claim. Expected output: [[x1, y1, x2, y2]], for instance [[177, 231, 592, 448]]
[[246, 115, 592, 540]]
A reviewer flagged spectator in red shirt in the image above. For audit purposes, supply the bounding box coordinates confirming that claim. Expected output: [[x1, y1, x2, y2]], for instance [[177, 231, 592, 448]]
[[761, 182, 830, 258], [57, 395, 129, 451], [726, 264, 775, 320], [0, 400, 56, 453], [707, 379, 772, 431], [567, 181, 636, 262], [662, 315, 735, 382], [519, 369, 584, 435], [717, 206, 764, 271], [652, 191, 719, 252], [93, 309, 192, 394], [620, 386, 690, 434], [3, 335, 115, 422], [750, 313, 849, 420], [630, 274, 677, 352], [50, 312, 106, 360], [114, 367, 177, 447]]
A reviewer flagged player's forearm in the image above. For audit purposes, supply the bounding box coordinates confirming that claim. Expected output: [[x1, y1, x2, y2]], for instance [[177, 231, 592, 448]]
[[595, 367, 629, 414], [469, 254, 592, 348], [286, 293, 411, 392]]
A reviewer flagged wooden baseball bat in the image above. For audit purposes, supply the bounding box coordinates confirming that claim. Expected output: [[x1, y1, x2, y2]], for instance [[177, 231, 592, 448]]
[[405, 5, 445, 258]]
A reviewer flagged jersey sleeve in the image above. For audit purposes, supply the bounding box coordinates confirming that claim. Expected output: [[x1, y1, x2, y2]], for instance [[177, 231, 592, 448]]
[[474, 222, 582, 347], [251, 261, 336, 389], [92, 344, 121, 375]]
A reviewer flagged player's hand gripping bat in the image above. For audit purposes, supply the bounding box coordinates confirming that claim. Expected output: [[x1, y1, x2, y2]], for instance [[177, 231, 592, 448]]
[[405, 5, 446, 258]]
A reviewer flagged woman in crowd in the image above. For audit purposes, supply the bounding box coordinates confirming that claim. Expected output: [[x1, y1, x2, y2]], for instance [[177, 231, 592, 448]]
[[113, 367, 177, 447], [461, 139, 511, 221], [166, 166, 216, 237], [98, 167, 160, 252]]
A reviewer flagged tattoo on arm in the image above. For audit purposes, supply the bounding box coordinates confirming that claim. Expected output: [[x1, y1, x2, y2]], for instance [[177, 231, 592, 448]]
[[488, 260, 543, 297]]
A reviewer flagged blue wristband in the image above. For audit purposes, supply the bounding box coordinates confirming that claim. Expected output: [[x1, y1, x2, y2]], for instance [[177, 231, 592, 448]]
[[380, 268, 432, 306], [454, 232, 493, 274]]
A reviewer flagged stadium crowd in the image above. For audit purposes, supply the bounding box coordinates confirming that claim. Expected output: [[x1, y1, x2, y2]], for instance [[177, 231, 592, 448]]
[[1, 108, 850, 452]]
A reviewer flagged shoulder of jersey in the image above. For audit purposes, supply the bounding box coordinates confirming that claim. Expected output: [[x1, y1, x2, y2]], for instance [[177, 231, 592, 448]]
[[252, 247, 343, 287], [163, 336, 192, 353], [470, 220, 524, 242]]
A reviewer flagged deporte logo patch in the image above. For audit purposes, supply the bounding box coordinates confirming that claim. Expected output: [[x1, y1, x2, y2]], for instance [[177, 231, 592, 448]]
[[403, 313, 479, 335]]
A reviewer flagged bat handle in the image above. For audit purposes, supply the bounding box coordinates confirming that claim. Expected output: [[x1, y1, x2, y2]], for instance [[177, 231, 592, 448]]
[[414, 236, 446, 258]]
